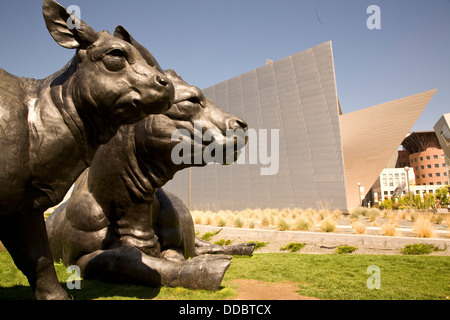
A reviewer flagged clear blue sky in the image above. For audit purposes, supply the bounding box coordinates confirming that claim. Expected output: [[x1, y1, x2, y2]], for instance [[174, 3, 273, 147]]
[[1, 0, 448, 131]]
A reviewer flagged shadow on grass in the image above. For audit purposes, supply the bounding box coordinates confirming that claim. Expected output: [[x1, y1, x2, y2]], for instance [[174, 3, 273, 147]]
[[0, 285, 35, 300], [0, 280, 161, 300]]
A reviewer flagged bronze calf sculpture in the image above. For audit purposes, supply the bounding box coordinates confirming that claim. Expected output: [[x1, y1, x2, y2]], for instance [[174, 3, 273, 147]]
[[0, 0, 174, 299], [46, 67, 253, 291]]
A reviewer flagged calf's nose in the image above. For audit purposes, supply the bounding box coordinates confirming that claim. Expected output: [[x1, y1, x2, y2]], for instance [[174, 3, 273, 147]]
[[228, 117, 248, 131], [155, 74, 170, 87]]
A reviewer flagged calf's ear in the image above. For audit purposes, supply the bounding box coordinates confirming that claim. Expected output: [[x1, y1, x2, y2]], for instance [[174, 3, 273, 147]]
[[114, 25, 163, 72], [42, 0, 98, 49]]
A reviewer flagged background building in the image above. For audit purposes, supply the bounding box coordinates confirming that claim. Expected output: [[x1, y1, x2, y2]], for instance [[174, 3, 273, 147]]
[[402, 132, 448, 186], [164, 42, 437, 211], [434, 113, 450, 186]]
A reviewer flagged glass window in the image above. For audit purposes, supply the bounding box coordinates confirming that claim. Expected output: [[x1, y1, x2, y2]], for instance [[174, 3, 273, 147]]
[[436, 173, 440, 177], [433, 155, 438, 159], [420, 157, 423, 161], [426, 156, 430, 160], [427, 164, 431, 169], [435, 164, 439, 168]]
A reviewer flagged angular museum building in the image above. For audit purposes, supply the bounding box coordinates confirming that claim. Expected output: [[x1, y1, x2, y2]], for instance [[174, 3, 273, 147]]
[[164, 41, 436, 211]]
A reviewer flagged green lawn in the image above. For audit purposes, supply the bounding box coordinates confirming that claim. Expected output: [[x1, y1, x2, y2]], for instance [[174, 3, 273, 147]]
[[0, 252, 449, 300]]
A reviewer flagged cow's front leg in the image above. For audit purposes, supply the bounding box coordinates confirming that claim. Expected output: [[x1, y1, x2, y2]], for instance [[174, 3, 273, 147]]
[[0, 213, 70, 300], [77, 246, 232, 291]]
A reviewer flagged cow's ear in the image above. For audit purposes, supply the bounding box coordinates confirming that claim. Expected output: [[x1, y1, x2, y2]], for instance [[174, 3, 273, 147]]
[[42, 0, 98, 49], [114, 25, 163, 72]]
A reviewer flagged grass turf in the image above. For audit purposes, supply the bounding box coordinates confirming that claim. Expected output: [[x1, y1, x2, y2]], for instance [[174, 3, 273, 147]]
[[0, 252, 449, 300]]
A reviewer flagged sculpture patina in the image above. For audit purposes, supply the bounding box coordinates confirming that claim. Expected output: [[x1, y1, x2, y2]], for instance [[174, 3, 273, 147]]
[[46, 65, 254, 291], [0, 0, 174, 300]]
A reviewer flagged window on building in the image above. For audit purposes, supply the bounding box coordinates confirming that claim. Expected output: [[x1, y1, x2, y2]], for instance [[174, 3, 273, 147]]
[[430, 182, 434, 185], [421, 165, 424, 169], [428, 173, 433, 177], [434, 155, 438, 159], [435, 164, 439, 168], [422, 174, 425, 178], [426, 156, 430, 160], [437, 182, 442, 185], [416, 175, 420, 179], [384, 191, 388, 195], [444, 172, 448, 177], [415, 190, 420, 195], [420, 157, 423, 161], [436, 173, 441, 177], [443, 163, 446, 167], [427, 165, 432, 169]]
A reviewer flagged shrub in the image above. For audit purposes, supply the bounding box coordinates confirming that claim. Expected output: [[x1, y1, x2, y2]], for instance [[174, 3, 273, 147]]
[[214, 239, 232, 246], [293, 216, 312, 231], [381, 223, 397, 236], [280, 242, 305, 253], [277, 218, 290, 231], [248, 220, 255, 229], [367, 208, 381, 222], [200, 229, 222, 241], [401, 243, 446, 255], [248, 241, 268, 251], [349, 207, 367, 220], [234, 217, 244, 228], [335, 246, 358, 254], [351, 221, 366, 234], [261, 215, 270, 226], [413, 216, 437, 238], [216, 218, 227, 227], [319, 216, 336, 232]]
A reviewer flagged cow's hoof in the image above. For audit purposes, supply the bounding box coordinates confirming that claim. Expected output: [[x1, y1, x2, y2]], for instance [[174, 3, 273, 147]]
[[179, 254, 232, 291], [36, 286, 71, 300]]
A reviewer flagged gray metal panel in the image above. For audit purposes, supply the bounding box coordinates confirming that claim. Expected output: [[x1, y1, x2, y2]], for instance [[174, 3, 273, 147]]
[[164, 41, 348, 210]]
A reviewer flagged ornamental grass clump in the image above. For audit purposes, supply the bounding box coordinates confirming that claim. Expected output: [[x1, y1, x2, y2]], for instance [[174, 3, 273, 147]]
[[293, 216, 313, 231], [319, 216, 336, 233], [351, 221, 366, 234], [413, 215, 437, 238]]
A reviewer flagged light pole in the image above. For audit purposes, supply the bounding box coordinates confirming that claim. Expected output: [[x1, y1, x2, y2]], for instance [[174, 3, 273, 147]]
[[404, 166, 411, 207], [357, 182, 361, 207]]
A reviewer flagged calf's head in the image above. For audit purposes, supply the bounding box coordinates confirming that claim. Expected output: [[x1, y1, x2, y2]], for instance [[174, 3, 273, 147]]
[[135, 69, 248, 185], [43, 0, 174, 143]]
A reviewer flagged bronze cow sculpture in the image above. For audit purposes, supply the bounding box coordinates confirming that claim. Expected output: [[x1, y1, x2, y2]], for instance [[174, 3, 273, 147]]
[[46, 67, 253, 291], [0, 0, 174, 299]]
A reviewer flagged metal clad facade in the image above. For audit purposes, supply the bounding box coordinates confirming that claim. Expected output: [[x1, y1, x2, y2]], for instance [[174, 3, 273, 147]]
[[164, 41, 347, 210]]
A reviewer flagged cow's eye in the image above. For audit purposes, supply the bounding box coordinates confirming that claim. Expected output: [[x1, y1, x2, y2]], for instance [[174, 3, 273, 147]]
[[107, 49, 126, 57], [103, 49, 127, 71]]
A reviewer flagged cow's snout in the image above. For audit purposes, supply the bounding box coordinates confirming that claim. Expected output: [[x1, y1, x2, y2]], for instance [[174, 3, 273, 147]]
[[228, 117, 248, 131]]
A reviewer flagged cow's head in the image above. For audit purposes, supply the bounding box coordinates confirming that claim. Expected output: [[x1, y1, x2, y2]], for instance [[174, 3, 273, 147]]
[[42, 0, 174, 144], [134, 69, 248, 186]]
